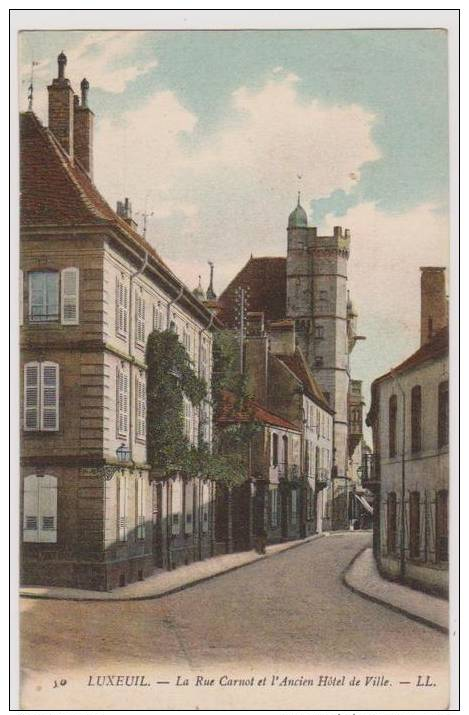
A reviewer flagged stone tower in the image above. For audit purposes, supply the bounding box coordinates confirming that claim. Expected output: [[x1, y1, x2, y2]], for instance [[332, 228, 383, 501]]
[[286, 198, 352, 481]]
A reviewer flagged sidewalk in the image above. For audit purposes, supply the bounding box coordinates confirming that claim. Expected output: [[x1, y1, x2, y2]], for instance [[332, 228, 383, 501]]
[[343, 547, 448, 633], [20, 532, 326, 602]]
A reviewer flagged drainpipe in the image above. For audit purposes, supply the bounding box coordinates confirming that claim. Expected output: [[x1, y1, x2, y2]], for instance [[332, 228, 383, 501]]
[[128, 251, 148, 461]]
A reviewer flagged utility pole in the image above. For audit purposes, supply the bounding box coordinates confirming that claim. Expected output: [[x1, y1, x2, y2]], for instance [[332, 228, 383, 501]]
[[235, 286, 249, 374], [27, 61, 39, 111], [390, 367, 406, 580]]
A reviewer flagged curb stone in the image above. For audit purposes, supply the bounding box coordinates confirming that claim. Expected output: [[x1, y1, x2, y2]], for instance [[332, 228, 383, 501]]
[[20, 532, 328, 603], [342, 547, 448, 635]]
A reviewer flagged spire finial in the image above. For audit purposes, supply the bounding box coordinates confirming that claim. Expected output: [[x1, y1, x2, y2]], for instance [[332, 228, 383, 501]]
[[80, 77, 90, 107], [57, 51, 67, 80], [297, 190, 301, 206], [206, 261, 217, 301]]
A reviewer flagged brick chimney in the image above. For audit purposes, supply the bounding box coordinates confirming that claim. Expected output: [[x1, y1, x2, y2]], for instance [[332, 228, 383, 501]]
[[74, 78, 94, 176], [116, 198, 138, 231], [48, 52, 75, 158], [268, 320, 296, 356], [420, 267, 448, 345]]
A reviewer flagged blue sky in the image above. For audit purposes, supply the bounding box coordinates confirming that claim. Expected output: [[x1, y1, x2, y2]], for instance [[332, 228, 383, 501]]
[[19, 30, 449, 426]]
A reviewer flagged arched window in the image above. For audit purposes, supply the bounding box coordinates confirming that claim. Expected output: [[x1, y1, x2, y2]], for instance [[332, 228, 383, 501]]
[[388, 395, 397, 458], [23, 474, 57, 543], [411, 385, 422, 453], [387, 492, 397, 554]]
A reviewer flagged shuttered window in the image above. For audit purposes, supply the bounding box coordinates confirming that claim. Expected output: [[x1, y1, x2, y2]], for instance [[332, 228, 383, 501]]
[[116, 278, 129, 337], [291, 489, 298, 525], [117, 367, 129, 436], [270, 487, 279, 527], [135, 292, 146, 346], [23, 474, 58, 543], [61, 267, 79, 324], [118, 473, 128, 541], [438, 380, 449, 448], [135, 374, 146, 440], [29, 271, 60, 322], [136, 476, 145, 540], [389, 394, 397, 458], [183, 397, 192, 442], [153, 302, 165, 331], [171, 478, 182, 535], [387, 492, 397, 554], [201, 482, 210, 533], [409, 491, 420, 559], [24, 362, 59, 431], [436, 489, 448, 562], [185, 480, 194, 535], [411, 385, 422, 453]]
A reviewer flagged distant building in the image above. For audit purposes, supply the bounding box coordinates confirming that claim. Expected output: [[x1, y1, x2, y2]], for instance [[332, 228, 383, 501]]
[[366, 268, 449, 597], [20, 54, 220, 590], [218, 197, 365, 528]]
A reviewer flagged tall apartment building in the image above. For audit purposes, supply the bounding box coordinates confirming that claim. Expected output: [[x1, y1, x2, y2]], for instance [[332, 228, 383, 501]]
[[20, 54, 219, 590], [218, 197, 365, 528]]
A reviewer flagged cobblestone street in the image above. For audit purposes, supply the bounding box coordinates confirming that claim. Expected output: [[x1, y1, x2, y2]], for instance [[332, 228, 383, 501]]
[[20, 532, 449, 709]]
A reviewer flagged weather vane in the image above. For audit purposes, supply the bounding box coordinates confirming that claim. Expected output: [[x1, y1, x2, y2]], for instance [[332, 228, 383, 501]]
[[27, 61, 39, 111]]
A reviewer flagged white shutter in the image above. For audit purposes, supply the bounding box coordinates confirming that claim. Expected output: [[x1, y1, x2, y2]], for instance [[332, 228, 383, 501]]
[[136, 375, 146, 439], [171, 479, 182, 535], [201, 482, 210, 533], [24, 362, 40, 430], [41, 362, 59, 431], [38, 475, 58, 543], [123, 371, 129, 434], [19, 270, 23, 326], [61, 267, 79, 325], [23, 475, 39, 542], [116, 280, 129, 336], [118, 473, 128, 541]]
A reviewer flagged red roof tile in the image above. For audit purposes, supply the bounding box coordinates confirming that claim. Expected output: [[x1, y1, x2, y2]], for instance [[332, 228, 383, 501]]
[[216, 391, 299, 432], [274, 349, 333, 413], [218, 256, 286, 327], [374, 326, 448, 384]]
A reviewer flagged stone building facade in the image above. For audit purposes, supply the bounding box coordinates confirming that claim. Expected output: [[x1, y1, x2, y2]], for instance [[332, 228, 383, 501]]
[[20, 55, 219, 590], [217, 197, 364, 528], [366, 268, 449, 597]]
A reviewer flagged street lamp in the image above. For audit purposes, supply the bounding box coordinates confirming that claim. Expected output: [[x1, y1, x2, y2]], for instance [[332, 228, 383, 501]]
[[116, 443, 131, 464], [390, 367, 406, 580]]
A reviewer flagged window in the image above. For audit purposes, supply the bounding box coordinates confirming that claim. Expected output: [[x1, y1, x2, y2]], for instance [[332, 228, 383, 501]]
[[183, 397, 192, 442], [185, 480, 194, 535], [270, 487, 279, 527], [282, 435, 288, 468], [201, 481, 210, 533], [171, 478, 183, 535], [315, 325, 324, 339], [136, 475, 145, 540], [117, 367, 129, 436], [135, 374, 146, 441], [135, 291, 146, 346], [409, 491, 420, 559], [314, 356, 324, 368], [118, 473, 128, 541], [153, 302, 165, 332], [291, 490, 298, 525], [200, 343, 208, 382], [23, 474, 57, 543], [61, 268, 79, 324], [389, 394, 397, 458], [19, 270, 23, 326], [116, 278, 129, 337], [200, 400, 211, 445], [387, 492, 397, 554], [411, 385, 422, 453], [29, 271, 59, 322], [182, 325, 191, 354], [272, 433, 279, 467], [438, 380, 449, 448], [304, 439, 310, 476], [436, 489, 448, 562], [24, 361, 59, 431]]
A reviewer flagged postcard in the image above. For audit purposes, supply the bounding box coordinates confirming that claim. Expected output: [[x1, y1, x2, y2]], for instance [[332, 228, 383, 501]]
[[13, 11, 458, 711]]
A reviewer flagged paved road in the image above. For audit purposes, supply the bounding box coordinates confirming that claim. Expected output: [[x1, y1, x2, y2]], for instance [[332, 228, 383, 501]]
[[20, 532, 449, 709]]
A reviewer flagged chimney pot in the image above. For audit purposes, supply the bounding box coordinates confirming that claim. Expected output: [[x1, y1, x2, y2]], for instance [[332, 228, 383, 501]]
[[57, 51, 67, 79], [80, 78, 89, 107], [419, 266, 448, 345]]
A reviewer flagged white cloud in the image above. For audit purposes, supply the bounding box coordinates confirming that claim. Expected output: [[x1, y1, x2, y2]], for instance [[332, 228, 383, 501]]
[[94, 73, 381, 287]]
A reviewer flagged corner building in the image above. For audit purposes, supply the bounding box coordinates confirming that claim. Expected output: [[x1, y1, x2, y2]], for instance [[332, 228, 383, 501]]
[[20, 55, 219, 590]]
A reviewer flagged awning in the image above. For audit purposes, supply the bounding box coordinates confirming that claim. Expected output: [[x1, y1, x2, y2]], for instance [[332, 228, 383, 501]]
[[354, 493, 373, 515]]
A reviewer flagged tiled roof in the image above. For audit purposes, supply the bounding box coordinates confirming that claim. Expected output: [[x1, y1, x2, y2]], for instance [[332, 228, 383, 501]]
[[20, 111, 221, 326], [274, 349, 333, 413], [216, 391, 299, 432], [218, 256, 286, 327]]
